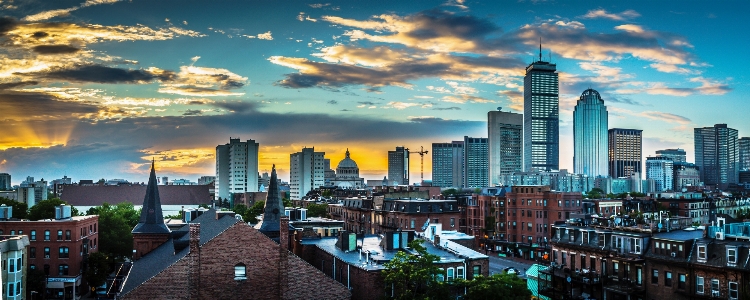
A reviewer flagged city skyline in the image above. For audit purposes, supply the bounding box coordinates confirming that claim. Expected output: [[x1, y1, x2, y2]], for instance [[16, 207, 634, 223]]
[[0, 0, 748, 184]]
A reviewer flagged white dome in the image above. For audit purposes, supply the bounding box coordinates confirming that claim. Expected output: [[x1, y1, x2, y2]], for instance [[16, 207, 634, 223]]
[[337, 149, 359, 169]]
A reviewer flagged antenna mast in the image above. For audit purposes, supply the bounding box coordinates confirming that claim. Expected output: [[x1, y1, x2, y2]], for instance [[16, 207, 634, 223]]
[[539, 37, 542, 62]]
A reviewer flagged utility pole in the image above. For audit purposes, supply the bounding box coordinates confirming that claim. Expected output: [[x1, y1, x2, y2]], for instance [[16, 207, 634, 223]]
[[408, 146, 429, 183]]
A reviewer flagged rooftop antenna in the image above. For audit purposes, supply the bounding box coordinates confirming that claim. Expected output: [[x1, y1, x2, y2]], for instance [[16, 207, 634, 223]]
[[539, 37, 542, 62]]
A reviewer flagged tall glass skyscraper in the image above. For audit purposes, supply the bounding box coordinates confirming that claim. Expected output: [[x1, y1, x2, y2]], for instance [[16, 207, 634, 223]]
[[739, 137, 750, 171], [488, 109, 523, 186], [694, 124, 739, 186], [463, 136, 488, 188], [573, 89, 608, 177], [388, 146, 409, 185], [523, 54, 559, 172], [431, 141, 464, 188]]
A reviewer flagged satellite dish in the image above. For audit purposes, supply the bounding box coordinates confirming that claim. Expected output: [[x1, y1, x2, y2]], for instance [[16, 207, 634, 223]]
[[497, 107, 503, 111]]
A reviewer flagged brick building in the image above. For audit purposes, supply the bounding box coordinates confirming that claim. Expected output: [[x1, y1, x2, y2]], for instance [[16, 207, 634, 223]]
[[328, 198, 462, 236], [118, 163, 350, 299], [0, 208, 98, 299], [296, 229, 489, 300]]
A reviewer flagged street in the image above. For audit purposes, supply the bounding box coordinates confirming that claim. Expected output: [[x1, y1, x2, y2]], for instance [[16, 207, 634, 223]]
[[487, 255, 536, 278]]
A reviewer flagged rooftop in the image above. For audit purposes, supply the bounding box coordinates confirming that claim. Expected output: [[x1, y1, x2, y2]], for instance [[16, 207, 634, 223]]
[[652, 229, 704, 241]]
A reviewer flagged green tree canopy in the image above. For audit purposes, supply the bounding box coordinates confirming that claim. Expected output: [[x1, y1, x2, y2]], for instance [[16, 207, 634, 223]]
[[306, 203, 328, 218], [0, 197, 28, 219], [87, 202, 139, 259], [236, 201, 265, 224], [382, 239, 450, 300], [27, 198, 79, 221], [441, 188, 458, 197], [455, 273, 532, 300], [84, 252, 112, 289]]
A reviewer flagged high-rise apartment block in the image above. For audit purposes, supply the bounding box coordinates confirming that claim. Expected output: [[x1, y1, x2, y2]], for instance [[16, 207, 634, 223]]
[[388, 147, 409, 185], [463, 136, 489, 188], [431, 141, 464, 188], [523, 53, 559, 172], [573, 89, 608, 177], [488, 109, 523, 186], [655, 148, 686, 163], [646, 156, 674, 192], [673, 162, 701, 190], [694, 124, 739, 186], [0, 173, 10, 190], [608, 128, 643, 178], [290, 147, 325, 200], [215, 138, 259, 201], [739, 137, 750, 171]]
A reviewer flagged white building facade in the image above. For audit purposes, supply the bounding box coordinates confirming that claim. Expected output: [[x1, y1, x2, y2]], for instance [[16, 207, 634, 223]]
[[290, 147, 325, 200], [215, 138, 259, 201]]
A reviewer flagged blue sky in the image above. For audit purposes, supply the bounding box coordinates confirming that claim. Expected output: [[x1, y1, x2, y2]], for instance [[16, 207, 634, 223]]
[[0, 0, 747, 185]]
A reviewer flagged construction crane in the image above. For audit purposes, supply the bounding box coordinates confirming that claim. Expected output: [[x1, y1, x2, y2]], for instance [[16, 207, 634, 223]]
[[407, 146, 429, 183]]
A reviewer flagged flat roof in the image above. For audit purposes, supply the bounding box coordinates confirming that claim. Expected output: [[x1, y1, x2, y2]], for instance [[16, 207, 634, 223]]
[[653, 229, 704, 241]]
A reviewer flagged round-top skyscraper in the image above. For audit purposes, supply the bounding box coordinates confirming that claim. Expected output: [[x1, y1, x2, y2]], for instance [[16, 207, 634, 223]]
[[573, 89, 608, 177]]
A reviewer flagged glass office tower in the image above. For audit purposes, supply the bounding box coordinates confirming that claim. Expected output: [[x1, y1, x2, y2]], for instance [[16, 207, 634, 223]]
[[523, 56, 559, 171], [694, 124, 739, 186], [573, 89, 608, 177]]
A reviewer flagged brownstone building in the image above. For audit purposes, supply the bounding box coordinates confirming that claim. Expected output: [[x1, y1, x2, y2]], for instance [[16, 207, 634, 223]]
[[329, 198, 462, 236], [0, 209, 98, 299]]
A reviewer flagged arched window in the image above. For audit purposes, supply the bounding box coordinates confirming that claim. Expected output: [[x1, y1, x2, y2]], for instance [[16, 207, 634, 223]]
[[234, 263, 247, 280]]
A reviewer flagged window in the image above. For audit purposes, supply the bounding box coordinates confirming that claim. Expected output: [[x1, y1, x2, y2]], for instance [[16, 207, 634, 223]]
[[711, 279, 719, 297], [450, 218, 455, 227], [729, 281, 738, 300], [652, 269, 658, 284], [44, 247, 50, 258], [613, 261, 619, 275], [30, 230, 36, 241], [234, 263, 247, 280], [65, 230, 71, 240], [58, 264, 69, 275], [410, 219, 415, 229], [697, 245, 706, 262], [7, 283, 14, 297], [728, 247, 737, 265], [696, 276, 704, 294], [9, 230, 14, 235], [57, 230, 63, 240], [678, 273, 686, 289], [16, 258, 20, 272], [447, 268, 455, 282], [30, 247, 36, 258], [8, 258, 14, 273], [457, 267, 465, 279], [44, 230, 50, 241], [665, 271, 672, 287], [473, 265, 481, 277], [59, 247, 69, 258]]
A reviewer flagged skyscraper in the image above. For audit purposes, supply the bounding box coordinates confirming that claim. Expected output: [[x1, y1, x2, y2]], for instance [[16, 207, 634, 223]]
[[215, 138, 259, 201], [523, 46, 559, 172], [463, 136, 489, 188], [488, 109, 523, 186], [655, 148, 687, 163], [694, 124, 739, 186], [432, 141, 464, 188], [739, 137, 750, 171], [388, 146, 409, 185], [290, 147, 325, 200], [573, 89, 608, 177], [646, 156, 674, 192], [0, 173, 10, 191], [608, 128, 642, 178]]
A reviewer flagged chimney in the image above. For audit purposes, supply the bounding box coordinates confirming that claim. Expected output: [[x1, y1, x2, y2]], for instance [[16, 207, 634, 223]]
[[189, 223, 201, 253], [434, 235, 441, 247], [280, 216, 289, 251]]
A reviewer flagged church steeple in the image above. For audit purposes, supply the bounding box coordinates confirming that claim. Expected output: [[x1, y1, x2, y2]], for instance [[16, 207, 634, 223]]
[[257, 164, 284, 235], [132, 160, 170, 234]]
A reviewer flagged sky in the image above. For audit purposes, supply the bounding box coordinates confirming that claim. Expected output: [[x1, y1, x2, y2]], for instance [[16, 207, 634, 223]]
[[0, 0, 747, 185]]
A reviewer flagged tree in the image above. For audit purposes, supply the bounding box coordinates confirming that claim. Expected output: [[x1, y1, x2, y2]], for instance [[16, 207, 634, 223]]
[[586, 188, 605, 199], [87, 202, 139, 259], [0, 197, 28, 219], [382, 239, 450, 300], [441, 188, 458, 197], [455, 273, 531, 300], [84, 252, 112, 290], [282, 198, 292, 207], [243, 201, 265, 224], [306, 203, 329, 218], [27, 198, 79, 221]]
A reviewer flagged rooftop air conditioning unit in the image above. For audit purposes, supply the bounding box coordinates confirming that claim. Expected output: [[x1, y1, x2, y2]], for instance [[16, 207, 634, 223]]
[[671, 252, 676, 258], [716, 232, 725, 240]]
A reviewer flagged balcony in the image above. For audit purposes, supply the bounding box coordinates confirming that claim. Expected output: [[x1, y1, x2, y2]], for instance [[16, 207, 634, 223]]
[[603, 277, 645, 295]]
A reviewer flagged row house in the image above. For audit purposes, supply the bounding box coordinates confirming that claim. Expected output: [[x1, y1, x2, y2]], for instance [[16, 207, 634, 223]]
[[328, 198, 462, 236], [656, 198, 750, 224]]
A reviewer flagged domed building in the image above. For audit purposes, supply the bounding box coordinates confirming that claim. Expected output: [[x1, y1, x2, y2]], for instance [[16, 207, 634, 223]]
[[330, 149, 366, 189]]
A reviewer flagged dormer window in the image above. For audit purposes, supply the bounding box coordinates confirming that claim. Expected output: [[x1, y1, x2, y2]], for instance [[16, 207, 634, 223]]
[[727, 247, 737, 266], [569, 231, 575, 242], [697, 245, 707, 262], [234, 263, 247, 281]]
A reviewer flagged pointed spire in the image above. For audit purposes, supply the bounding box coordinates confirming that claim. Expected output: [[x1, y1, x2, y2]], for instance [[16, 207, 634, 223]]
[[257, 164, 284, 235], [132, 160, 170, 234], [345, 148, 350, 158]]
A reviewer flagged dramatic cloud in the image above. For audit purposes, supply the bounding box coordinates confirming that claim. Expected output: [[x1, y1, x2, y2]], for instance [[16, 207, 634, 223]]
[[22, 0, 121, 22], [7, 22, 204, 46], [0, 90, 99, 121], [19, 65, 175, 84], [31, 45, 81, 54], [580, 9, 641, 21], [615, 77, 731, 96], [158, 66, 248, 96]]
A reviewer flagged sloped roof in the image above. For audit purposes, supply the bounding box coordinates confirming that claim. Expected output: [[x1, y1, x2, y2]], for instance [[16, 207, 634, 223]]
[[60, 184, 211, 206], [120, 209, 239, 296], [132, 162, 169, 234]]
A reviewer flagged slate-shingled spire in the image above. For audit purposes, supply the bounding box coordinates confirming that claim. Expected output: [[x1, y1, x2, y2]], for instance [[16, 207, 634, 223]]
[[257, 164, 284, 234], [132, 160, 170, 234]]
